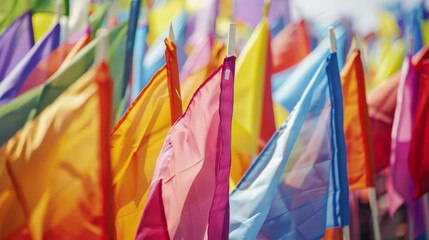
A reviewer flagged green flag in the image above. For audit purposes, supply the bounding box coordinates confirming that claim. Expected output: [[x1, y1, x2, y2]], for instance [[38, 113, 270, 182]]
[[0, 22, 127, 147]]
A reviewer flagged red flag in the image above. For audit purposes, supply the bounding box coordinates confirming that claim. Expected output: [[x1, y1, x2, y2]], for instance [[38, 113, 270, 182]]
[[271, 20, 311, 74], [409, 59, 429, 199]]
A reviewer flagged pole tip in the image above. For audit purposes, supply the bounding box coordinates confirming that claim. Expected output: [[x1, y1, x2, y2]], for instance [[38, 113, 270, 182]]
[[263, 0, 271, 18], [328, 27, 337, 53], [95, 28, 109, 65], [227, 23, 236, 57], [168, 22, 175, 42]]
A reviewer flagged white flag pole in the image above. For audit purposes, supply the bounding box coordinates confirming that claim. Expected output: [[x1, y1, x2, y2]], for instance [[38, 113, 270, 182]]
[[226, 23, 236, 57], [368, 188, 381, 240]]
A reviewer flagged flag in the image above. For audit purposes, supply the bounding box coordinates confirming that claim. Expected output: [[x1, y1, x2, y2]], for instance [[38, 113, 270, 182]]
[[409, 54, 429, 199], [121, 0, 141, 98], [0, 22, 127, 147], [387, 50, 426, 238], [272, 20, 311, 74], [0, 62, 113, 239], [32, 0, 70, 15], [180, 38, 226, 108], [403, 3, 424, 55], [180, 34, 213, 84], [367, 73, 400, 172], [273, 27, 347, 111], [0, 24, 60, 105], [112, 38, 182, 240], [230, 17, 276, 184], [234, 0, 290, 29], [132, 12, 187, 100], [18, 30, 91, 96], [0, 11, 34, 82], [89, 1, 109, 38], [230, 52, 349, 239], [32, 13, 57, 43], [136, 56, 235, 239], [185, 0, 218, 48], [340, 50, 375, 190], [371, 38, 405, 87], [0, 1, 29, 35], [130, 23, 149, 104], [388, 54, 417, 214], [147, 0, 183, 44], [0, 0, 69, 35]]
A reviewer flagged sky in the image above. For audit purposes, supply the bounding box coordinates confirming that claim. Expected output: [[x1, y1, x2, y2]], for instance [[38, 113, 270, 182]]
[[293, 0, 427, 34]]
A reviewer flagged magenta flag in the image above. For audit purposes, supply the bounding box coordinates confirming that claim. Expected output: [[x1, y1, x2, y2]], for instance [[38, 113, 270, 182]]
[[387, 54, 424, 238], [0, 11, 34, 81], [136, 56, 235, 239]]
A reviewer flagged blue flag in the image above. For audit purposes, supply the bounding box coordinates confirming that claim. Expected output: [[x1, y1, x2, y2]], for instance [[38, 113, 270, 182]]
[[130, 23, 149, 102], [404, 4, 423, 55], [272, 27, 346, 111], [229, 52, 349, 239]]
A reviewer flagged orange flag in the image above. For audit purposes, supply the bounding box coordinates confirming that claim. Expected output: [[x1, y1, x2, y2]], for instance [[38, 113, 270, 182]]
[[18, 32, 91, 95], [0, 62, 113, 239], [111, 38, 182, 240], [271, 20, 311, 74], [340, 50, 375, 190]]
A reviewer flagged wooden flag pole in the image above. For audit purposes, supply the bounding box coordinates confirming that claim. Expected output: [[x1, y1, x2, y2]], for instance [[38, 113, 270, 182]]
[[368, 188, 381, 240], [95, 28, 109, 66], [408, 206, 415, 240], [169, 22, 175, 42], [328, 26, 350, 240], [227, 23, 236, 57], [422, 194, 429, 240], [263, 0, 271, 18]]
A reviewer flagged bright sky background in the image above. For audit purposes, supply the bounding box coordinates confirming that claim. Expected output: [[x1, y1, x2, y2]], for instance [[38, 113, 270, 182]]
[[294, 0, 428, 34]]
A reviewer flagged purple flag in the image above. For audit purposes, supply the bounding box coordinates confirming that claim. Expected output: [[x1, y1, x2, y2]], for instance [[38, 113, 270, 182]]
[[234, 0, 290, 28], [0, 11, 34, 82], [0, 24, 60, 105]]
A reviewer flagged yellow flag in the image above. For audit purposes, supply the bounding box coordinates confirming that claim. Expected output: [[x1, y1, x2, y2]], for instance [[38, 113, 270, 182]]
[[148, 1, 183, 44], [371, 38, 405, 88], [0, 63, 113, 240], [111, 39, 182, 240], [32, 13, 56, 42], [230, 18, 277, 185], [423, 20, 429, 45]]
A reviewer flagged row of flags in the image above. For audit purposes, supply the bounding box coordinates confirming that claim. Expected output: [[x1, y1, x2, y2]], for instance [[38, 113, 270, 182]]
[[1, 0, 429, 239]]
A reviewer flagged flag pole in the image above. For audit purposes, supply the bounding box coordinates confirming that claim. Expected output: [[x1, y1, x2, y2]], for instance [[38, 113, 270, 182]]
[[422, 194, 429, 239], [227, 23, 236, 57], [328, 27, 337, 52], [169, 22, 175, 42], [328, 26, 350, 240], [95, 28, 109, 66], [368, 188, 381, 240]]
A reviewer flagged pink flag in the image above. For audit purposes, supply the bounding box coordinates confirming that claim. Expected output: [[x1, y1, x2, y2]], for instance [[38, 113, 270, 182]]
[[136, 56, 235, 239], [180, 34, 213, 83], [387, 54, 425, 238]]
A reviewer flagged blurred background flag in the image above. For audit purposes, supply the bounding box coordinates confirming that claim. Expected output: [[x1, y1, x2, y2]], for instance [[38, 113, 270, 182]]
[[0, 11, 34, 81], [0, 61, 112, 240], [0, 23, 60, 105]]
